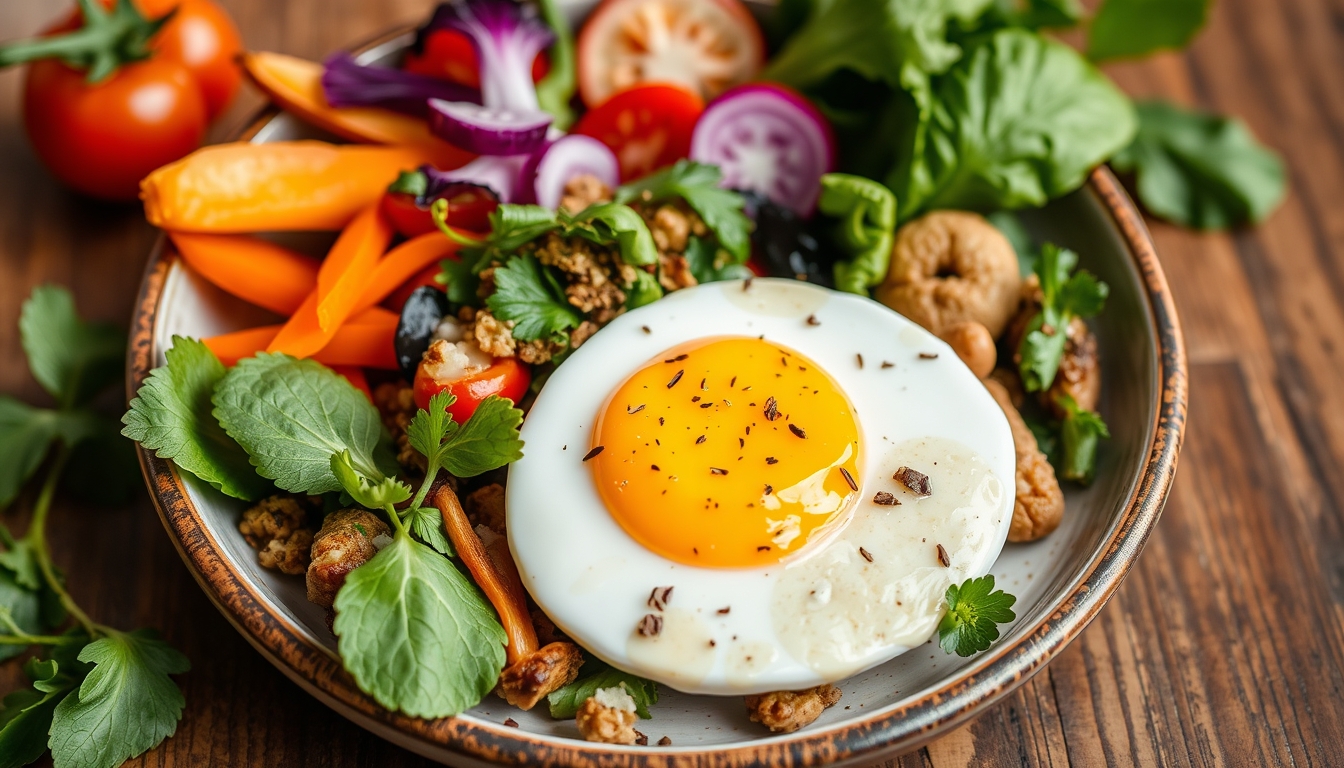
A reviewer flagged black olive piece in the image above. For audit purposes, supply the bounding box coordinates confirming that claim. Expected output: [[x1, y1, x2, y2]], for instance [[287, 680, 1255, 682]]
[[395, 286, 452, 381], [737, 190, 837, 288]]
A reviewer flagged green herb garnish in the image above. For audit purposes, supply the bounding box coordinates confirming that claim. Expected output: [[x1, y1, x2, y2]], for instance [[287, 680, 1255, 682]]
[[938, 575, 1017, 657], [1057, 394, 1110, 484], [615, 160, 752, 262], [1017, 244, 1108, 393], [547, 660, 659, 720], [487, 254, 585, 342]]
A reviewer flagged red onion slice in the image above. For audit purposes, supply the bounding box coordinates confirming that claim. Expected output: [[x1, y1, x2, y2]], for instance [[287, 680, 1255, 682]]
[[690, 83, 835, 216], [524, 135, 620, 210], [426, 155, 529, 203], [428, 98, 554, 156]]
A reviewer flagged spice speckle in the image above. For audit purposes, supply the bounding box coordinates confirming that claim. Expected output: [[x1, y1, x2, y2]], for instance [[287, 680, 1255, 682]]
[[648, 586, 674, 611], [873, 491, 900, 506], [582, 446, 605, 462], [859, 547, 874, 563], [789, 423, 808, 439], [839, 466, 857, 491], [638, 614, 663, 636], [936, 543, 950, 567]]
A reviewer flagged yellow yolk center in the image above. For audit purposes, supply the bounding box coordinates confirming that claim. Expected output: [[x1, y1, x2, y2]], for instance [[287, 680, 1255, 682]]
[[590, 337, 862, 568]]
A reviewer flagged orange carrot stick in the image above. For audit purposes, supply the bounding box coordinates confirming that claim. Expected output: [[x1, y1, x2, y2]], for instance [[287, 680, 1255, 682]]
[[203, 326, 279, 366], [354, 232, 460, 314], [142, 141, 432, 232], [204, 307, 400, 368], [170, 233, 319, 315], [241, 52, 474, 170], [268, 205, 394, 358], [330, 366, 373, 400]]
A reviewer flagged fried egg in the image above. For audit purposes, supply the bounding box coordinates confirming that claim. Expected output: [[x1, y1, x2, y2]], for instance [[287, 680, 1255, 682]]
[[507, 278, 1015, 695]]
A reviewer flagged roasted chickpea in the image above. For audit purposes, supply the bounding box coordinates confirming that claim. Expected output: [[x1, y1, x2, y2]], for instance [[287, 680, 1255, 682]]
[[938, 321, 997, 379]]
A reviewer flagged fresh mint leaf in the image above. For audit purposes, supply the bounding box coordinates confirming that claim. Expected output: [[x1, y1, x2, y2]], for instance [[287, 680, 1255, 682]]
[[486, 255, 582, 342], [683, 237, 752, 285], [0, 657, 83, 768], [615, 161, 752, 262], [1110, 101, 1287, 230], [547, 661, 659, 720], [330, 451, 412, 509], [1057, 394, 1109, 484], [0, 568, 42, 662], [213, 354, 398, 495], [49, 629, 189, 768], [0, 397, 59, 511], [405, 505, 454, 556], [625, 270, 665, 309], [818, 173, 897, 294], [18, 286, 124, 409], [1087, 0, 1209, 62], [332, 533, 506, 718], [439, 396, 525, 478], [122, 337, 271, 501], [561, 203, 658, 267], [938, 575, 1016, 657], [901, 29, 1136, 215]]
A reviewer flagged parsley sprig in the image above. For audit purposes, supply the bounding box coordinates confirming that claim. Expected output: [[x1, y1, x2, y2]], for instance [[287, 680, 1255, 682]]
[[1, 286, 190, 768], [938, 575, 1017, 657]]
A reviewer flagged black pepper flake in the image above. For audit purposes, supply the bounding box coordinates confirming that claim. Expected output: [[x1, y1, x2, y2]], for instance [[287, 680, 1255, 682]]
[[582, 446, 605, 461], [642, 325, 651, 334], [919, 352, 939, 360], [691, 396, 701, 402], [504, 718, 519, 728], [659, 736, 673, 746], [628, 404, 646, 414], [780, 356, 788, 367], [659, 417, 665, 426], [700, 402, 713, 409], [693, 547, 699, 555], [856, 353, 864, 369], [895, 466, 932, 496], [648, 586, 674, 611], [789, 423, 808, 439], [873, 491, 900, 506], [881, 361, 895, 369], [635, 731, 648, 746], [638, 614, 663, 636], [667, 369, 684, 388], [806, 314, 820, 326], [763, 484, 773, 495], [859, 547, 874, 563], [717, 606, 731, 615], [839, 466, 857, 491], [651, 464, 660, 471], [757, 545, 771, 552], [763, 396, 780, 421], [936, 543, 950, 567], [696, 435, 707, 444], [710, 467, 728, 475], [708, 639, 716, 647], [700, 377, 707, 390], [665, 354, 689, 363], [766, 456, 778, 465], [739, 438, 745, 448], [743, 276, 753, 291], [730, 376, 737, 387]]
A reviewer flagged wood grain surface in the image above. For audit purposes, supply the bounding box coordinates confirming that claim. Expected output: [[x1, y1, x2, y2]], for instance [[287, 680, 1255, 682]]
[[1, 0, 1342, 765]]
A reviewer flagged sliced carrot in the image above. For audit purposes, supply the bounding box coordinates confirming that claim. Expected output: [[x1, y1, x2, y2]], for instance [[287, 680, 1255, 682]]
[[142, 141, 431, 232], [170, 233, 319, 315], [241, 52, 474, 170], [331, 366, 374, 400], [269, 205, 394, 358], [205, 307, 400, 368], [354, 232, 460, 314]]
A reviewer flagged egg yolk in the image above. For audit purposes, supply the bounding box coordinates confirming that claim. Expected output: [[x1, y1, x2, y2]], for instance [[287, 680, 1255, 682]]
[[590, 336, 862, 568]]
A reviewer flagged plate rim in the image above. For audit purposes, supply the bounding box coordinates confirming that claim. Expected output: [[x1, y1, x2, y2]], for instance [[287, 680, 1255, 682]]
[[125, 32, 1189, 768]]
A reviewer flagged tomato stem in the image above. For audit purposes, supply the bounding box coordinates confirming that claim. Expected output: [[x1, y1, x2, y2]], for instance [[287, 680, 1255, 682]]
[[0, 0, 175, 83]]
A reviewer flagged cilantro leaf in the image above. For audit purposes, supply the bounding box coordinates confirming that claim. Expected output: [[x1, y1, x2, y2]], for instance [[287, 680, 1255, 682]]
[[122, 337, 270, 501], [683, 237, 753, 285], [1017, 244, 1108, 392], [0, 656, 84, 768], [625, 270, 665, 309], [547, 660, 659, 719], [561, 203, 659, 267], [404, 505, 454, 556], [19, 286, 124, 409], [330, 451, 412, 509], [213, 354, 398, 495], [1057, 394, 1110, 484], [441, 256, 483, 306], [818, 173, 897, 294], [439, 396, 525, 478], [486, 255, 582, 342], [615, 161, 752, 262], [1087, 0, 1209, 63], [938, 575, 1017, 657], [332, 533, 506, 718], [49, 629, 189, 768], [1110, 100, 1287, 230]]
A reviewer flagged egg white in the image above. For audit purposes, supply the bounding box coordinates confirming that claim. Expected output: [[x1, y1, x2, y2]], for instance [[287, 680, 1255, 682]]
[[507, 278, 1015, 695]]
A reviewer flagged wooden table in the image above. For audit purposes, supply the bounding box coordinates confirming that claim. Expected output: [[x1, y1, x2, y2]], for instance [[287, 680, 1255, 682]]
[[2, 0, 1342, 764]]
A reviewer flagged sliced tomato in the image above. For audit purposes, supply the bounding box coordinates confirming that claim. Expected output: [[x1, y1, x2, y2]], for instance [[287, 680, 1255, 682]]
[[380, 185, 498, 239], [572, 84, 704, 181], [577, 0, 764, 108], [403, 29, 549, 89], [414, 356, 531, 424]]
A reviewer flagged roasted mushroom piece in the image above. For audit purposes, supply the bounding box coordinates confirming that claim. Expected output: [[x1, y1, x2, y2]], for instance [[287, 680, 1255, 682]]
[[984, 378, 1065, 542], [744, 684, 842, 733]]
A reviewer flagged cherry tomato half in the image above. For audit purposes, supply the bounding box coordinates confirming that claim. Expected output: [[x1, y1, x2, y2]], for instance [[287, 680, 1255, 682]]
[[414, 357, 532, 424], [380, 185, 498, 239], [572, 83, 704, 182], [403, 29, 549, 90], [577, 0, 764, 108]]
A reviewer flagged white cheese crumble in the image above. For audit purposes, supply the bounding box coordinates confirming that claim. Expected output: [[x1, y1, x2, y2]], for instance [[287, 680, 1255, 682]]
[[593, 685, 637, 713]]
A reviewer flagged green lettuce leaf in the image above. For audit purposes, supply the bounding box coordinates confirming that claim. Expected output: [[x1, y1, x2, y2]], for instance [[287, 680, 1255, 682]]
[[1087, 0, 1210, 62], [818, 173, 898, 294]]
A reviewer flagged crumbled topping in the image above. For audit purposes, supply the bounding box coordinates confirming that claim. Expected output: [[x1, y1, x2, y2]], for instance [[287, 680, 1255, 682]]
[[744, 685, 843, 733], [894, 466, 932, 496]]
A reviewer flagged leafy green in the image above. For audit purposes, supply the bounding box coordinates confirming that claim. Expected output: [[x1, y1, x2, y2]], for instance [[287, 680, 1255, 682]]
[[987, 210, 1036, 276], [122, 337, 270, 501], [49, 629, 189, 768], [330, 451, 412, 509], [1057, 394, 1109, 484], [1017, 244, 1108, 391], [561, 203, 659, 267], [441, 255, 483, 306], [977, 0, 1082, 30], [0, 398, 59, 511], [535, 0, 576, 130], [901, 29, 1136, 215], [818, 173, 898, 294], [405, 505, 453, 557], [332, 533, 507, 718], [213, 354, 398, 495], [615, 161, 753, 262], [486, 255, 583, 342], [0, 657, 84, 768], [625, 270, 665, 309], [18, 286, 124, 409], [938, 575, 1016, 656], [437, 396, 525, 478], [1087, 0, 1210, 62], [547, 661, 659, 719], [387, 169, 429, 197], [1110, 101, 1287, 230], [0, 569, 42, 662], [683, 237, 753, 285]]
